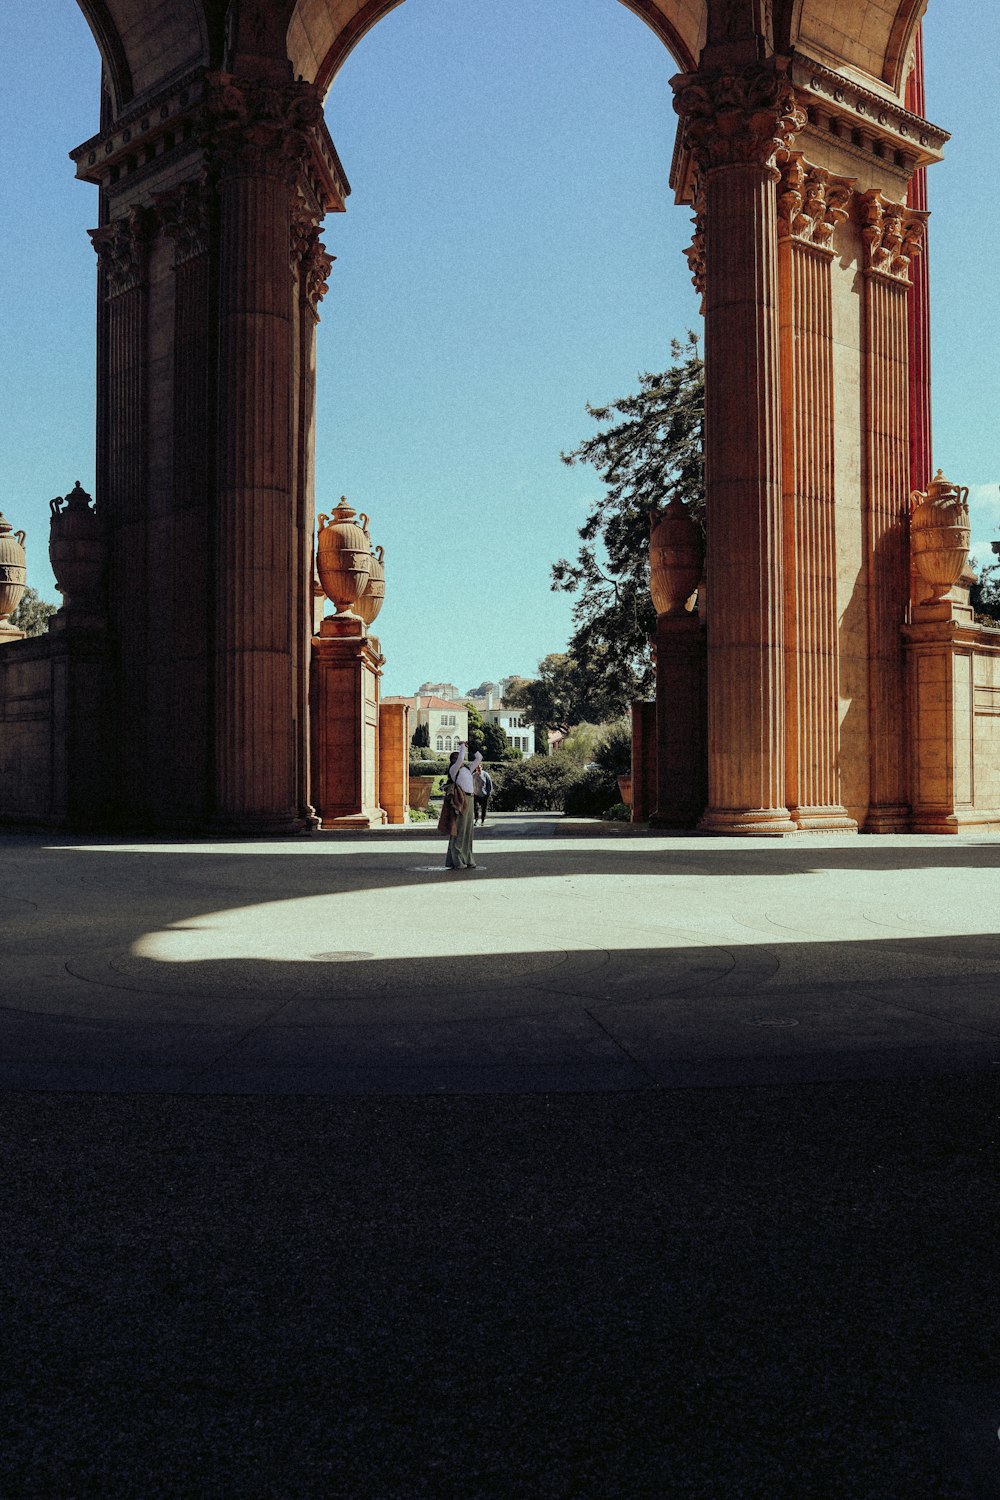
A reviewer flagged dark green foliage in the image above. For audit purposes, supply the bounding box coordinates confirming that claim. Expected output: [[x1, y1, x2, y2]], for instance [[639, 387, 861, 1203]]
[[482, 718, 513, 761], [505, 653, 620, 735], [971, 519, 1000, 623], [489, 756, 578, 812], [410, 722, 430, 748], [9, 587, 57, 638], [552, 334, 705, 715], [465, 701, 487, 757], [562, 765, 619, 818], [594, 717, 632, 779], [409, 756, 449, 777], [601, 801, 631, 822]]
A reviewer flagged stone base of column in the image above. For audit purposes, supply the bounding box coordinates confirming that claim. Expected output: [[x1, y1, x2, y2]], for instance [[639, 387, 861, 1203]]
[[910, 810, 1000, 834], [209, 811, 313, 836], [310, 614, 386, 830], [698, 807, 799, 836], [791, 806, 858, 833], [862, 805, 911, 834]]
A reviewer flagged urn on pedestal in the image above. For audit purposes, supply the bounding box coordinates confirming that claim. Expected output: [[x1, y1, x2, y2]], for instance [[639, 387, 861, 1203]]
[[357, 544, 385, 630], [49, 482, 105, 615], [316, 498, 371, 619], [910, 470, 971, 603], [649, 501, 703, 616], [0, 512, 28, 632]]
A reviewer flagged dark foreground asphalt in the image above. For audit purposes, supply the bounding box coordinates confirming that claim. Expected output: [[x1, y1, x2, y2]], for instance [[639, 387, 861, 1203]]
[[3, 1077, 1000, 1499]]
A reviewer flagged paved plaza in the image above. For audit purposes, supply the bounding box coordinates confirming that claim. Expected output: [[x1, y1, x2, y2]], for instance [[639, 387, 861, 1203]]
[[4, 815, 1000, 1496]]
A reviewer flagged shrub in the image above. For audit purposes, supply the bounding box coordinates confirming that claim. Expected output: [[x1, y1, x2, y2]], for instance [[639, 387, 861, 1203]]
[[593, 717, 632, 779], [409, 756, 449, 777], [490, 756, 577, 811], [601, 801, 630, 822], [562, 765, 619, 818]]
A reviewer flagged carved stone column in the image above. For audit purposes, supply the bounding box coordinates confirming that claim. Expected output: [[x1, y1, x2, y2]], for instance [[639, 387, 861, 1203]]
[[291, 204, 333, 831], [858, 189, 926, 832], [89, 206, 152, 820], [672, 62, 803, 834], [777, 156, 857, 831], [154, 178, 214, 824], [205, 75, 326, 833]]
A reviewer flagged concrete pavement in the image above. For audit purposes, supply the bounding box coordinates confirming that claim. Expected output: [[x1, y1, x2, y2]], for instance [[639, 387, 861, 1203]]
[[4, 815, 1000, 1497], [3, 813, 1000, 1095]]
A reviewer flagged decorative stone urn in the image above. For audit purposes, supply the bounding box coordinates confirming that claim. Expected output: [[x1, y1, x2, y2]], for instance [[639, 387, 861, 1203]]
[[649, 501, 703, 616], [316, 498, 371, 617], [49, 481, 105, 610], [357, 545, 385, 629], [910, 470, 971, 601], [0, 512, 27, 626]]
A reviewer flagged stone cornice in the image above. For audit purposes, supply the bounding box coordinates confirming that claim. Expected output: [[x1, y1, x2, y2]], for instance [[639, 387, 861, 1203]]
[[792, 55, 948, 176], [72, 66, 350, 216]]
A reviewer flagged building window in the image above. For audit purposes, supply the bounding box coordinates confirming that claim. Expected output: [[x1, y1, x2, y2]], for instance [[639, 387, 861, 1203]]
[[436, 737, 443, 751], [444, 736, 452, 751]]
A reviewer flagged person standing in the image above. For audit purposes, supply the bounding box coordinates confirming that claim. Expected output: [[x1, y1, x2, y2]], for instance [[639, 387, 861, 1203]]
[[445, 741, 481, 870], [473, 762, 493, 825]]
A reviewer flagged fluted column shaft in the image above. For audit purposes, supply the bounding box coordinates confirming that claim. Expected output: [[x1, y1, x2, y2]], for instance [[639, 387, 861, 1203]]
[[672, 62, 804, 834], [701, 163, 794, 830], [858, 192, 925, 832], [778, 162, 856, 830], [213, 159, 300, 830]]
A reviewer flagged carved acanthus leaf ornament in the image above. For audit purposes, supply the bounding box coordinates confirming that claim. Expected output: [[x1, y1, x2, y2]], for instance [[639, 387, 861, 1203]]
[[290, 200, 334, 314], [857, 189, 926, 282], [88, 206, 153, 297], [201, 73, 325, 188], [777, 156, 853, 247], [154, 179, 211, 264], [672, 62, 806, 174]]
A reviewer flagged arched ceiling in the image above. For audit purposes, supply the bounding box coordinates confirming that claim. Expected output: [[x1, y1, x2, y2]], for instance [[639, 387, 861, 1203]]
[[75, 0, 930, 121]]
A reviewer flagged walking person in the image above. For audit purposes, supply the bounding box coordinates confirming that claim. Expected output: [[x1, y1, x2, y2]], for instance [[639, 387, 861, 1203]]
[[473, 762, 493, 825], [444, 741, 481, 870]]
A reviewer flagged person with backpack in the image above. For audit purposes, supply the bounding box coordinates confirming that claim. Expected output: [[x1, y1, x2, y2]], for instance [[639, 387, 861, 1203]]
[[442, 741, 481, 870], [473, 762, 493, 825]]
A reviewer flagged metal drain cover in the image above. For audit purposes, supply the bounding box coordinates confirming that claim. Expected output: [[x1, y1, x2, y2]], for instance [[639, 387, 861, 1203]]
[[309, 951, 375, 962]]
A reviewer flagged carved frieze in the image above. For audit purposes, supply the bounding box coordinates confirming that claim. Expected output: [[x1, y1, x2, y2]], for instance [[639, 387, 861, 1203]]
[[88, 206, 152, 297], [857, 189, 926, 282], [154, 178, 211, 264], [672, 61, 805, 174], [777, 155, 853, 247]]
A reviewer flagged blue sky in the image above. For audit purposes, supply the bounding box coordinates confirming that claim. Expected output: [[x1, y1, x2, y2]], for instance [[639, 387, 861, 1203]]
[[2, 0, 999, 695]]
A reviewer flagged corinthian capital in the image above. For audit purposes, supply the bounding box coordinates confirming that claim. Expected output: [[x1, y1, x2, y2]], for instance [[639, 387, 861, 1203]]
[[671, 61, 805, 174], [201, 73, 325, 187], [154, 179, 211, 265], [857, 190, 926, 282], [88, 206, 153, 297], [291, 202, 334, 315], [777, 155, 854, 247]]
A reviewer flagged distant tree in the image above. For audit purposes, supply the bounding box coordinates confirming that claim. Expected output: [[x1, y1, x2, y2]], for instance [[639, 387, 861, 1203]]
[[482, 719, 512, 762], [9, 587, 57, 637], [970, 504, 1000, 622], [506, 651, 621, 735], [411, 721, 429, 748], [552, 333, 705, 712], [465, 700, 488, 757]]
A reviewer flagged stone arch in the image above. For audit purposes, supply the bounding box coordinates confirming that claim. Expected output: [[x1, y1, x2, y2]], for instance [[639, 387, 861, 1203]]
[[288, 0, 706, 96], [75, 0, 210, 117], [780, 0, 926, 96]]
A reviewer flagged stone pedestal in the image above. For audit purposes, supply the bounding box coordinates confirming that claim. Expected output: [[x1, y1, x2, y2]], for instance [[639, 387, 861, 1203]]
[[904, 619, 981, 833], [378, 701, 410, 824], [649, 614, 707, 828], [310, 615, 386, 828], [0, 625, 26, 646], [629, 700, 657, 824]]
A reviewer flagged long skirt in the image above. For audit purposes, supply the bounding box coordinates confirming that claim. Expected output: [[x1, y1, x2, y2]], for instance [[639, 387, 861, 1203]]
[[445, 794, 476, 869]]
